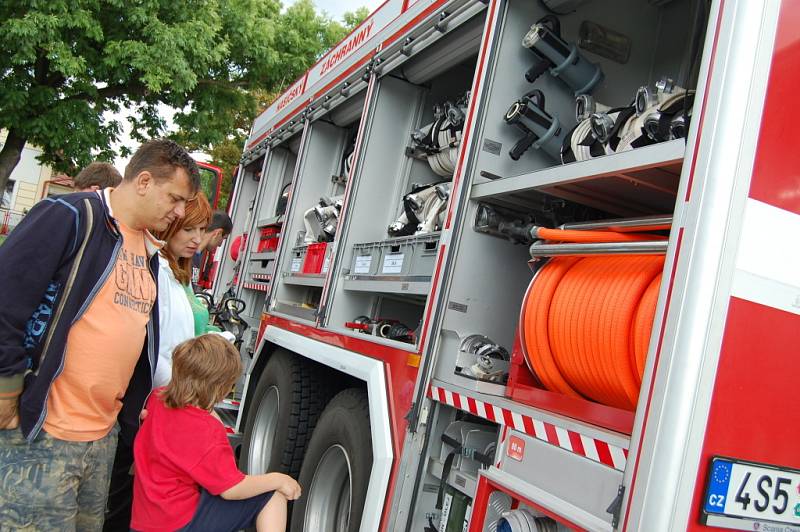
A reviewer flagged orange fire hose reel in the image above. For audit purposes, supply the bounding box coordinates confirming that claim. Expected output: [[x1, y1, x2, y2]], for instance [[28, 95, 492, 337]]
[[520, 229, 665, 411]]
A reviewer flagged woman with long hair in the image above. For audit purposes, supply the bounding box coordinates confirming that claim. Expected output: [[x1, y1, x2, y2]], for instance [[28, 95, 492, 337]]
[[151, 190, 225, 387]]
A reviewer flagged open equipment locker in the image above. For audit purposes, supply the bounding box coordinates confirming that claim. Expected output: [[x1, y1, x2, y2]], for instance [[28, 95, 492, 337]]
[[392, 0, 713, 530], [267, 88, 366, 324], [321, 5, 489, 350], [238, 132, 303, 326]]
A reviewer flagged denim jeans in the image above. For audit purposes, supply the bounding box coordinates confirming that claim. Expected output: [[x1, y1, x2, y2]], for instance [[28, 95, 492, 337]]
[[0, 425, 119, 531]]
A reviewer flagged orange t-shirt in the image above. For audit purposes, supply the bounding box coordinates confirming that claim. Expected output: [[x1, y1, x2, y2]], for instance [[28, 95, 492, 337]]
[[44, 222, 157, 441]]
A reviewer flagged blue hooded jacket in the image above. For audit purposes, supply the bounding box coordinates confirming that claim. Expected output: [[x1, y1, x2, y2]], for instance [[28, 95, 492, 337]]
[[0, 190, 160, 445]]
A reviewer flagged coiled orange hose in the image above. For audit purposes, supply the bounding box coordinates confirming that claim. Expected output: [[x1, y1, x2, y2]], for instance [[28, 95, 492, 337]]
[[521, 255, 664, 410]]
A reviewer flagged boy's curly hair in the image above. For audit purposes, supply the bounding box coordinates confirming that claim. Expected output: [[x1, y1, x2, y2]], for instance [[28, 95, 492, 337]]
[[162, 334, 241, 410]]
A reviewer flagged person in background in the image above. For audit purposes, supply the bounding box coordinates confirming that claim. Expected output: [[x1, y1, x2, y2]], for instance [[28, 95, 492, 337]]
[[192, 210, 233, 287], [0, 139, 198, 530], [131, 334, 300, 532], [73, 161, 123, 191], [104, 191, 231, 531]]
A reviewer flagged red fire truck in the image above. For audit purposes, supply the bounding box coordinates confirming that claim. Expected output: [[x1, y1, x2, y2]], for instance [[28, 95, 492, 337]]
[[212, 0, 800, 530]]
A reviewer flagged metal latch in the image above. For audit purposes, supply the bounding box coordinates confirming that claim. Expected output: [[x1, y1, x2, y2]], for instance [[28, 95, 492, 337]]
[[606, 484, 625, 529]]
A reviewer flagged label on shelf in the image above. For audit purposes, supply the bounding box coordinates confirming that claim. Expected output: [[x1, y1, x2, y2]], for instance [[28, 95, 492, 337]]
[[322, 254, 331, 273], [291, 257, 302, 272], [354, 255, 372, 274], [507, 435, 525, 462], [382, 253, 404, 274]]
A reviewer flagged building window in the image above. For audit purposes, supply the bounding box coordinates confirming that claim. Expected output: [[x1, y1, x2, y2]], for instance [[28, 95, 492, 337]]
[[1, 180, 15, 209]]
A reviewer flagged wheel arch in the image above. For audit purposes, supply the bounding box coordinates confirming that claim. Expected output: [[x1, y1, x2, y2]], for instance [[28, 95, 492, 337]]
[[249, 325, 394, 532], [237, 337, 364, 434]]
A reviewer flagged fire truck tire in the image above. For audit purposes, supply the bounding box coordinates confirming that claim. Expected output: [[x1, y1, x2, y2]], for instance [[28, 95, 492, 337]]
[[239, 349, 328, 480], [290, 388, 372, 532]]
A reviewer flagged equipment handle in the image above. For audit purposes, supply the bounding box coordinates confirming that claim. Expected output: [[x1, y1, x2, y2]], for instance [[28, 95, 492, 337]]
[[509, 131, 538, 161], [524, 89, 546, 109], [537, 14, 561, 37], [524, 55, 551, 84]]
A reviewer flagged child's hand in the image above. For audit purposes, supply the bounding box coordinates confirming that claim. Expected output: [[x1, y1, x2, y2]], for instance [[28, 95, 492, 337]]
[[276, 474, 302, 500]]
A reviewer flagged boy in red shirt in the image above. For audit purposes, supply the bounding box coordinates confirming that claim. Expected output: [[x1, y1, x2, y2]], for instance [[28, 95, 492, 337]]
[[131, 334, 301, 531]]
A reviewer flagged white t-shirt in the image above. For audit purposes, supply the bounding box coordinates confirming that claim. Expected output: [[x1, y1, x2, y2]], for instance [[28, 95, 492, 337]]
[[154, 255, 194, 387]]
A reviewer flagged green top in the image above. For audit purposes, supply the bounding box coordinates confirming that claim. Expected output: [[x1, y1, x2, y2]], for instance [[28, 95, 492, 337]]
[[182, 283, 221, 336]]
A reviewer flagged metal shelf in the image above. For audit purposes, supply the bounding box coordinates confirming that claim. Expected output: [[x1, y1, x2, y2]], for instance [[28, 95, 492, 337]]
[[479, 464, 616, 532], [242, 281, 270, 292], [342, 275, 431, 295], [272, 301, 318, 323], [471, 140, 685, 216], [429, 379, 630, 450], [250, 251, 277, 261], [256, 214, 283, 227], [283, 273, 326, 287]]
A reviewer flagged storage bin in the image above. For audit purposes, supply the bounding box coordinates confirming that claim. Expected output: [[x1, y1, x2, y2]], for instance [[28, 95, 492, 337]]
[[257, 226, 280, 252], [378, 241, 411, 275], [249, 258, 275, 278], [349, 233, 440, 278], [302, 242, 328, 274], [378, 233, 441, 276], [288, 246, 307, 274], [406, 234, 439, 276], [350, 241, 382, 275]]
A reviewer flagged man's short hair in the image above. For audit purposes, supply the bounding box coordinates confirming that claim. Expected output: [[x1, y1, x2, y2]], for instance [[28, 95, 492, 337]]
[[124, 139, 201, 193], [207, 211, 233, 235], [73, 162, 122, 190]]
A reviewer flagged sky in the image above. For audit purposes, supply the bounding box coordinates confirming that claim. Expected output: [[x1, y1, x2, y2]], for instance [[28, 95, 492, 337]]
[[112, 0, 384, 170], [289, 0, 385, 20]]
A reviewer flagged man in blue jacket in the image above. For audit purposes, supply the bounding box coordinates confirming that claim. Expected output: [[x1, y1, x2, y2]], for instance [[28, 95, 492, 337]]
[[0, 139, 199, 529]]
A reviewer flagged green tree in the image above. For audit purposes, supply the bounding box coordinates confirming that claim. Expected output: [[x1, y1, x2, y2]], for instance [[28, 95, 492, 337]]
[[178, 2, 369, 211], [0, 0, 366, 196]]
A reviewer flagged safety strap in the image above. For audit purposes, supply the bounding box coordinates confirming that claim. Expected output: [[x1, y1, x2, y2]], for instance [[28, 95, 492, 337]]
[[416, 116, 446, 154], [657, 92, 695, 141], [606, 106, 636, 151], [340, 141, 355, 177], [402, 195, 423, 228], [435, 433, 493, 509], [424, 516, 440, 532]]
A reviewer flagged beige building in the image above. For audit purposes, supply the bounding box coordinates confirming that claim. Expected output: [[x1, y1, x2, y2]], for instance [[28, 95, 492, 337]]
[[0, 130, 67, 214]]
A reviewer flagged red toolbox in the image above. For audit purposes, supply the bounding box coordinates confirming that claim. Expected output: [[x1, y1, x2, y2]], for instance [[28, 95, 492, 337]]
[[302, 242, 327, 274], [257, 226, 280, 252]]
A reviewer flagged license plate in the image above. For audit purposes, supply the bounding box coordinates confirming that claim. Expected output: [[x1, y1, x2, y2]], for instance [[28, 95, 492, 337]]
[[702, 457, 800, 531]]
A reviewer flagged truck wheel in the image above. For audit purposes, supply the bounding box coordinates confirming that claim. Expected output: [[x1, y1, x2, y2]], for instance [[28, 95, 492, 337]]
[[290, 388, 372, 532], [239, 349, 327, 479]]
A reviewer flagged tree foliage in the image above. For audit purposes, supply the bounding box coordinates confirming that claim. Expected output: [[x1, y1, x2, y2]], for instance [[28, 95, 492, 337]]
[[0, 0, 368, 197], [180, 3, 369, 210]]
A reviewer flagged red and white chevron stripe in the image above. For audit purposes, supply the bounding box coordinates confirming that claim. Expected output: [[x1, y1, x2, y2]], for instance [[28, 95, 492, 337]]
[[429, 384, 628, 471], [242, 282, 270, 292], [251, 273, 272, 281]]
